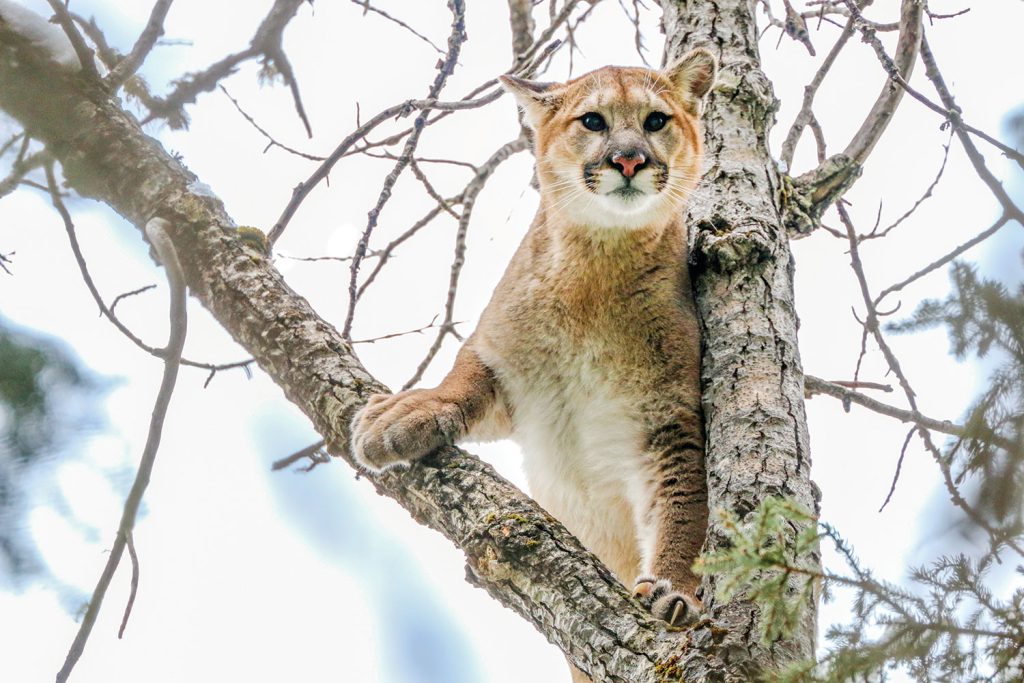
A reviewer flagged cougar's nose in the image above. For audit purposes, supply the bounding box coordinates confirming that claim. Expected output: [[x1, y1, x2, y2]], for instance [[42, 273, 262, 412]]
[[609, 150, 647, 178]]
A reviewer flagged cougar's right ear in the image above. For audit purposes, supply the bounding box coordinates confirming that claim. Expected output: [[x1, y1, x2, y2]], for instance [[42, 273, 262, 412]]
[[499, 75, 564, 130]]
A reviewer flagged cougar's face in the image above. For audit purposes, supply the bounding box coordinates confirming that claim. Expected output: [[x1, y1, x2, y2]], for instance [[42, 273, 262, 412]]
[[501, 55, 715, 231]]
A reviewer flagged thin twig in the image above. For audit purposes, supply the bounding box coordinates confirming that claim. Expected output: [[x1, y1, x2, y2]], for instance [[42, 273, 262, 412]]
[[837, 204, 1024, 558], [220, 86, 324, 161], [918, 36, 1024, 211], [267, 93, 498, 247], [277, 250, 383, 264], [107, 0, 174, 89], [110, 285, 157, 316], [271, 439, 328, 471], [780, 16, 855, 171], [41, 171, 253, 374], [55, 217, 187, 683], [863, 133, 952, 240], [117, 532, 140, 639], [846, 7, 1024, 171], [343, 0, 468, 338], [803, 376, 1011, 447], [351, 316, 445, 345], [402, 136, 529, 388], [879, 427, 916, 512], [349, 0, 445, 54], [409, 159, 460, 219], [874, 215, 1011, 305]]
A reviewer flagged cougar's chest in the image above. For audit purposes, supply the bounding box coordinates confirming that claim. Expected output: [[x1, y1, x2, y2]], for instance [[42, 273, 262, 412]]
[[493, 283, 656, 498]]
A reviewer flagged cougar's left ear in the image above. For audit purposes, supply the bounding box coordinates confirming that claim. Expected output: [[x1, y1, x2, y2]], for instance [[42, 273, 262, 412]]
[[499, 75, 565, 130], [662, 48, 717, 113]]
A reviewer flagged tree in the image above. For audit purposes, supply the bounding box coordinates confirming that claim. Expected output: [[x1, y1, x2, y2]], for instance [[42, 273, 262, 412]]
[[0, 1, 1021, 681]]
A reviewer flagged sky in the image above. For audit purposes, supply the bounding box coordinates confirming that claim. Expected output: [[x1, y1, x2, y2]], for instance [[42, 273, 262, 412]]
[[0, 1, 1022, 681]]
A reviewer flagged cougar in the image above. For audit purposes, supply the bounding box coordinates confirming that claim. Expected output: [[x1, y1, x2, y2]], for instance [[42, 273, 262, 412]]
[[351, 49, 717, 682]]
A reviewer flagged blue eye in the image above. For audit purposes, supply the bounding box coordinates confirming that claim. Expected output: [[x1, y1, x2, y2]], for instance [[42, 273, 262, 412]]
[[644, 112, 669, 132], [580, 112, 607, 132]]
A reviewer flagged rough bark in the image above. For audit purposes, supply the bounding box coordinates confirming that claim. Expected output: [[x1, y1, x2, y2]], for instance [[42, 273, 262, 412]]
[[662, 0, 820, 677], [0, 2, 819, 679]]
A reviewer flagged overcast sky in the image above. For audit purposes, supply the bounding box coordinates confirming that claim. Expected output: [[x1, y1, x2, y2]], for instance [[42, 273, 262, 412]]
[[1, 1, 1022, 681]]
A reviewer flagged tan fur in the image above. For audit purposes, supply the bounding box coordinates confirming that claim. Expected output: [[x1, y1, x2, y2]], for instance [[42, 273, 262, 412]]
[[351, 50, 717, 680]]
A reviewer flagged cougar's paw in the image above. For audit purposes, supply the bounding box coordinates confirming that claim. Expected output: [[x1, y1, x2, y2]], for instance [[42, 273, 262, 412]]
[[632, 576, 701, 627], [350, 390, 466, 472]]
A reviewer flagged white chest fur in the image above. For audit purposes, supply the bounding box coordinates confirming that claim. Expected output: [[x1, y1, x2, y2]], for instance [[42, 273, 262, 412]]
[[501, 350, 658, 581]]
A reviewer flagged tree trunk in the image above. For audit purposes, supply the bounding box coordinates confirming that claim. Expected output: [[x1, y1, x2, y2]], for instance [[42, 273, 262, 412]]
[[662, 0, 820, 676], [0, 1, 819, 679]]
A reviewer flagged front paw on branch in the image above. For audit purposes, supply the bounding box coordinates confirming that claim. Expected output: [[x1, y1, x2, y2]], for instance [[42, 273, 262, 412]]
[[350, 390, 466, 472]]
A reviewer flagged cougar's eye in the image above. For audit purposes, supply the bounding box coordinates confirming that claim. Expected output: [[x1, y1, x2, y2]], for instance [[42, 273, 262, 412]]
[[579, 112, 607, 132], [644, 111, 669, 132]]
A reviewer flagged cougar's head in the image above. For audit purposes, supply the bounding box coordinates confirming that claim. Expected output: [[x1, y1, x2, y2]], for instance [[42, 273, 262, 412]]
[[500, 49, 716, 231]]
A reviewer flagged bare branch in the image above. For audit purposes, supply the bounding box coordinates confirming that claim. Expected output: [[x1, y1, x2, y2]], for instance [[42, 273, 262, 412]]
[[879, 427, 916, 512], [875, 214, 1012, 305], [408, 159, 460, 219], [42, 165, 253, 375], [271, 439, 329, 472], [343, 0, 467, 338], [841, 0, 923, 166], [142, 0, 308, 130], [862, 132, 952, 241], [919, 35, 1024, 209], [351, 316, 445, 345], [402, 136, 529, 388], [220, 86, 322, 160], [837, 204, 1024, 558], [110, 284, 157, 315], [107, 0, 174, 89], [804, 375, 1010, 447], [350, 0, 445, 54], [267, 92, 500, 247], [0, 149, 47, 200], [55, 215, 187, 683], [780, 16, 855, 171], [117, 531, 140, 639], [845, 7, 1024, 172], [507, 0, 535, 61], [43, 0, 97, 76]]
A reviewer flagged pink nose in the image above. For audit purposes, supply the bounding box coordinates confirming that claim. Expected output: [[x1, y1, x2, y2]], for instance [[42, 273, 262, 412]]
[[610, 152, 646, 178]]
